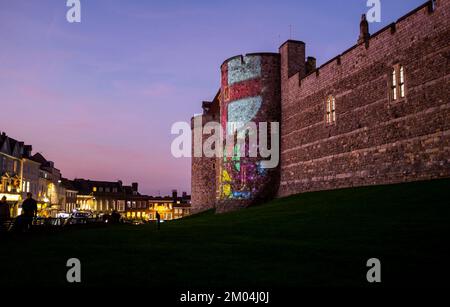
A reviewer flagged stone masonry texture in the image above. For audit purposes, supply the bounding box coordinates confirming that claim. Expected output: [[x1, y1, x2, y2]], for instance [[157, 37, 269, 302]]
[[191, 0, 450, 212]]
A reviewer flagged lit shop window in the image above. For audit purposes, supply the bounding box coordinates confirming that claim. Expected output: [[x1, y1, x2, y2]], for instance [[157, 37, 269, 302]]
[[390, 64, 405, 101], [326, 95, 336, 124]]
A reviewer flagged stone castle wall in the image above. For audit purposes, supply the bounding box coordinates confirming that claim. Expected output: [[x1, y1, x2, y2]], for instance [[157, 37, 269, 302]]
[[278, 0, 450, 197], [191, 0, 450, 212], [190, 114, 217, 213]]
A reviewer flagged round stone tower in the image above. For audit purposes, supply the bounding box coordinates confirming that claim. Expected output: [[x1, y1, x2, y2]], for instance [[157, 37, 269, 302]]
[[216, 53, 281, 212]]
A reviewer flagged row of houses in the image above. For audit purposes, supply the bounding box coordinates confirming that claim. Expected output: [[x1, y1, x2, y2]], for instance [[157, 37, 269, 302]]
[[0, 131, 191, 220]]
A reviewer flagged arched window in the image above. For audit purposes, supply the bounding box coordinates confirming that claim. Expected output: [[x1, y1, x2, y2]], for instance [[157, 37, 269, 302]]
[[390, 64, 405, 101]]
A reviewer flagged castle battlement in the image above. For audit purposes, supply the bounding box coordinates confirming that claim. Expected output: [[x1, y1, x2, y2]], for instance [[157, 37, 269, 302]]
[[284, 0, 445, 92], [191, 0, 450, 213]]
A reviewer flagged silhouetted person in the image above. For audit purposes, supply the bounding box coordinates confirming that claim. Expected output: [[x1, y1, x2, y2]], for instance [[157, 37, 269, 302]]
[[0, 196, 10, 231], [111, 210, 120, 224], [155, 211, 161, 230], [21, 193, 37, 231]]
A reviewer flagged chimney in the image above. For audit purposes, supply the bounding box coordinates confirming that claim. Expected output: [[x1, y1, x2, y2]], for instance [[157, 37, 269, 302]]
[[132, 182, 138, 192], [172, 189, 178, 201], [358, 14, 370, 47], [279, 40, 306, 79], [23, 145, 33, 158], [305, 56, 316, 75]]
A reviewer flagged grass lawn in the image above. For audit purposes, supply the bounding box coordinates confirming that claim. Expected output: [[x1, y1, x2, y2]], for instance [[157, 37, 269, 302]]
[[0, 179, 449, 288]]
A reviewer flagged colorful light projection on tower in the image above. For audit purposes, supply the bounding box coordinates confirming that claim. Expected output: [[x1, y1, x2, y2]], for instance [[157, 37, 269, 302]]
[[218, 54, 280, 206]]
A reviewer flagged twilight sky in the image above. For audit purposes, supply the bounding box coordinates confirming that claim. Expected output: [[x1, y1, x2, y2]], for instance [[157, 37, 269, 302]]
[[0, 0, 425, 195]]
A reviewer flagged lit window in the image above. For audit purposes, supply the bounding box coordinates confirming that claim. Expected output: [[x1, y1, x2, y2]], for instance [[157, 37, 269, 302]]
[[392, 69, 397, 100], [390, 64, 406, 101], [326, 96, 336, 124], [399, 66, 405, 98]]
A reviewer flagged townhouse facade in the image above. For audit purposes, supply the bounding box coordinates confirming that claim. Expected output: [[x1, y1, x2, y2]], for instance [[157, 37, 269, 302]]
[[1, 131, 191, 220]]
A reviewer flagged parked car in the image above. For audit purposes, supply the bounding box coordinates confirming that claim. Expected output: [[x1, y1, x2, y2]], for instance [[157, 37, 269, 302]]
[[56, 212, 70, 219], [131, 219, 145, 226], [69, 211, 92, 224]]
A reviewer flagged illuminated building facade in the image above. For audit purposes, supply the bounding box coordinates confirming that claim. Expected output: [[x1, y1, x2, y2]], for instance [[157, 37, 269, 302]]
[[0, 132, 27, 215], [191, 0, 450, 213], [1, 133, 67, 217], [0, 132, 192, 220], [61, 178, 78, 213], [21, 152, 40, 200], [30, 153, 65, 217], [72, 179, 129, 213], [125, 190, 191, 221]]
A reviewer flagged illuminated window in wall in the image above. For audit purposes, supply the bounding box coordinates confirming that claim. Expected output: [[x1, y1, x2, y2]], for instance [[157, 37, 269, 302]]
[[390, 64, 405, 101], [326, 95, 336, 124]]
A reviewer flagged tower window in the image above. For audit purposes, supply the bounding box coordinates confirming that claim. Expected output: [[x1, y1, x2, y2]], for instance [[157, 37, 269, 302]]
[[326, 95, 336, 124], [390, 64, 406, 101]]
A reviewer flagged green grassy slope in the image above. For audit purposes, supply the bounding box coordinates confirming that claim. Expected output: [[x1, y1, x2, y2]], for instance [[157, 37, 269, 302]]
[[1, 179, 449, 287]]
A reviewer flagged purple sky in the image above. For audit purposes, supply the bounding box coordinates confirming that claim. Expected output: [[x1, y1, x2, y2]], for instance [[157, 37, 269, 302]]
[[0, 0, 425, 195]]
